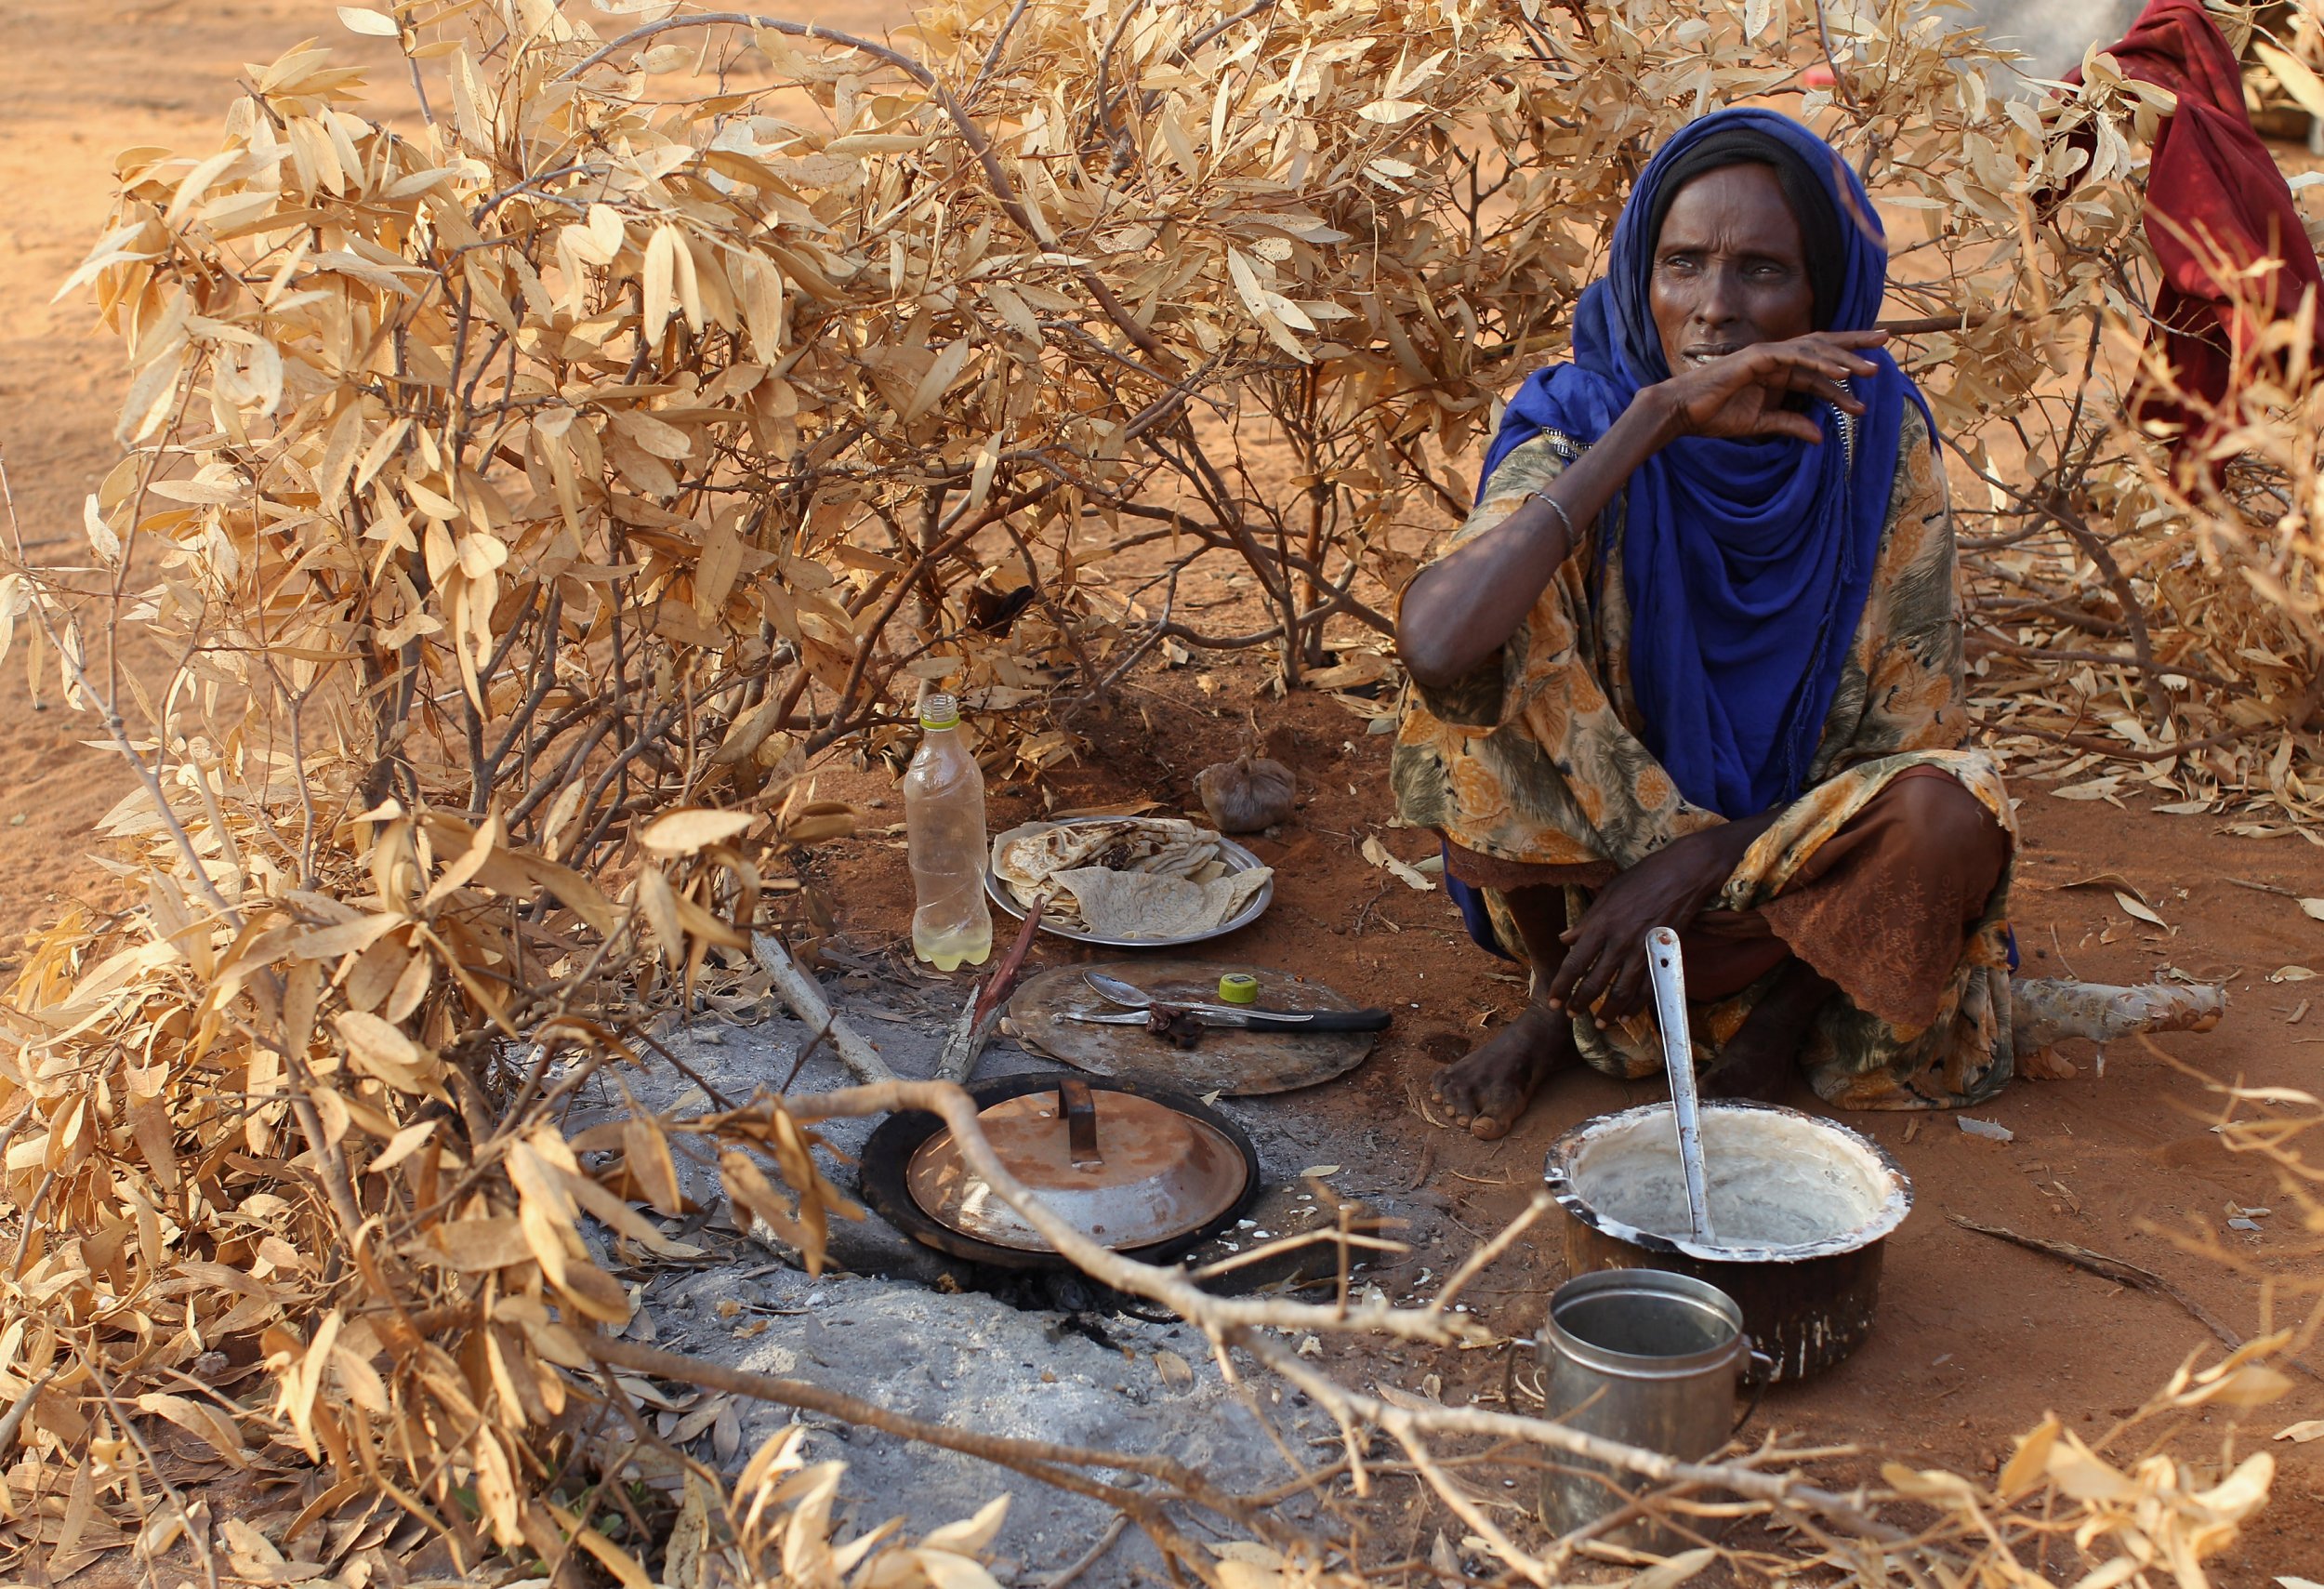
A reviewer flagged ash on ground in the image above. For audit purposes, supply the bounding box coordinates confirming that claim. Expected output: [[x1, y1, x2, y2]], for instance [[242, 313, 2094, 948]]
[[556, 971, 1459, 1586]]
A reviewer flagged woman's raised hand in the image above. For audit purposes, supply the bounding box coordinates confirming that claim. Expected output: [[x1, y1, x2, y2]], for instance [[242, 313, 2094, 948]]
[[1399, 327, 1886, 688], [1647, 329, 1889, 445]]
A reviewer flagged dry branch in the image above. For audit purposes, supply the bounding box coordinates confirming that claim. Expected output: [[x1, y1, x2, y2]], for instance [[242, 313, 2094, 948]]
[[752, 932, 898, 1085]]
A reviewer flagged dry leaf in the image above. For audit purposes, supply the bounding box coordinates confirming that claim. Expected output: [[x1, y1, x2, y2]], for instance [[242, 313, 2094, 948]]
[[1619, 1550, 1716, 1589], [643, 808, 757, 855], [336, 6, 401, 37], [1361, 835, 1435, 892], [2253, 40, 2324, 119], [2062, 871, 2147, 902]]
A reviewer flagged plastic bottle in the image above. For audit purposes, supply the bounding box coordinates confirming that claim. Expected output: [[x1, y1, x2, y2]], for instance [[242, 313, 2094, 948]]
[[903, 693, 993, 970]]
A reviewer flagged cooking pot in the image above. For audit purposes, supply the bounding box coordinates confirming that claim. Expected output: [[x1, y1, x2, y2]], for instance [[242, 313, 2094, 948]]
[[861, 1072, 1261, 1270], [1542, 1100, 1911, 1381]]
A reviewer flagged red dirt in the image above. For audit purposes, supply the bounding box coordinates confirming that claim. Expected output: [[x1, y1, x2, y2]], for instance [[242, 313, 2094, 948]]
[[800, 667, 2324, 1581], [1, 1, 2318, 1582]]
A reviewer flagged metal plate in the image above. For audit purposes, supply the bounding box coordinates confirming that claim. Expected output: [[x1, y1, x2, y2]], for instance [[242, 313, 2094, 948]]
[[1005, 960, 1380, 1095], [985, 817, 1273, 947]]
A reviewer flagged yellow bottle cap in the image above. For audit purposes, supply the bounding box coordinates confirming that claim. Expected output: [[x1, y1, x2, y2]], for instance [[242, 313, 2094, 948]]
[[1217, 973, 1260, 1005]]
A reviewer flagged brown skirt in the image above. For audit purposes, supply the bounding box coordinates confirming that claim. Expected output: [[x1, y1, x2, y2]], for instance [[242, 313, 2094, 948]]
[[1444, 766, 2007, 1030]]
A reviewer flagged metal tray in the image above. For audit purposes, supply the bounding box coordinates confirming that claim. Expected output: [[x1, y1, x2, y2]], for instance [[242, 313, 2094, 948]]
[[985, 816, 1274, 948], [1007, 960, 1378, 1094]]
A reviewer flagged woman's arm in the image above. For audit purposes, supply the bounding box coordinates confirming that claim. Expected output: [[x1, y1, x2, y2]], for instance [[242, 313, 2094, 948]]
[[1396, 397, 1677, 686], [1545, 806, 1785, 1019], [1396, 330, 1893, 689]]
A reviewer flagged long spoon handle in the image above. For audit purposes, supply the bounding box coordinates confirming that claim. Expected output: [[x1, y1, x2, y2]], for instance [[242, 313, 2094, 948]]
[[1646, 927, 1716, 1245]]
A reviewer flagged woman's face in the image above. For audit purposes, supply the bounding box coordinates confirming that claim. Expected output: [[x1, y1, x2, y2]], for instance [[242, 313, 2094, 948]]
[[1649, 163, 1816, 373]]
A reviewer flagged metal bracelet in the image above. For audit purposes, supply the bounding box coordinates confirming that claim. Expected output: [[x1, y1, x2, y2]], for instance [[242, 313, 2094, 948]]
[[1526, 489, 1576, 541]]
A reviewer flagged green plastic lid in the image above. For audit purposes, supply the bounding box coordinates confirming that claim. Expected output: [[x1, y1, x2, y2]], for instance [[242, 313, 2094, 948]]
[[919, 693, 960, 731], [1217, 973, 1260, 1005]]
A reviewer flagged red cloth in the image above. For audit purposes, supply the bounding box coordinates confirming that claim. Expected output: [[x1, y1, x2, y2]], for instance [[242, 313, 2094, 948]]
[[2074, 0, 2324, 444]]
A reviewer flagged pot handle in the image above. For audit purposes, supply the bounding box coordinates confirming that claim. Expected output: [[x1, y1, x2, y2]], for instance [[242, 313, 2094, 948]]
[[1059, 1077, 1103, 1169], [1732, 1344, 1776, 1437]]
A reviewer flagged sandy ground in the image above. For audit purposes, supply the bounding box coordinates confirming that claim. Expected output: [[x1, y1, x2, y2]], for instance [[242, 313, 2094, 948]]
[[2, 2, 2321, 1583], [793, 675, 2324, 1583]]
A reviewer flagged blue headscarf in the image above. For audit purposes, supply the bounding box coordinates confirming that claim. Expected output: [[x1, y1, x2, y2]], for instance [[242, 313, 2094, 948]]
[[1477, 108, 1933, 819]]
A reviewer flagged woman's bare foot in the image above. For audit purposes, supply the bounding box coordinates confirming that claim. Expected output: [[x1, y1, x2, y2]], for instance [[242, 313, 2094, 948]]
[[1701, 960, 1834, 1104], [1430, 1002, 1579, 1139]]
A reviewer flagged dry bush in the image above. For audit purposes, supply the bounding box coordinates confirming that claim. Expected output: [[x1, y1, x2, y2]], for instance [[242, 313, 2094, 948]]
[[0, 0, 2318, 1582], [2069, 245, 2324, 823], [1937, 7, 2324, 826]]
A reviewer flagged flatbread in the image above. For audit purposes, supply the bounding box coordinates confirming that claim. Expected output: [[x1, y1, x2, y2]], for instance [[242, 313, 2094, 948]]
[[990, 818, 1266, 938], [993, 818, 1215, 893], [1050, 865, 1274, 940]]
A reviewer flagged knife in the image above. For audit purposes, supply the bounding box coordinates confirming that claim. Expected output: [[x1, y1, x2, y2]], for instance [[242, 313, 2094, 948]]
[[1054, 1005, 1393, 1032], [1082, 970, 1392, 1028]]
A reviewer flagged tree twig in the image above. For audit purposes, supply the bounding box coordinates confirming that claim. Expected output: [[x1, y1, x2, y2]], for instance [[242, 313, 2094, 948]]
[[1948, 1214, 2322, 1382]]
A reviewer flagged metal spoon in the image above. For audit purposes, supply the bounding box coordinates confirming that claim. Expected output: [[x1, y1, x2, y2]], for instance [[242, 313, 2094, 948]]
[[1645, 927, 1716, 1245]]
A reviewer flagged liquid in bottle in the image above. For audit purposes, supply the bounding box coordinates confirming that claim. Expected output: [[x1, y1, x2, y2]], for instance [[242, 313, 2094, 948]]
[[904, 693, 993, 970]]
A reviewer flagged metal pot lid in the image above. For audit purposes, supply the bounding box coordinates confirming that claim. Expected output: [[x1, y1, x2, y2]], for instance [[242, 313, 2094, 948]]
[[905, 1077, 1251, 1252]]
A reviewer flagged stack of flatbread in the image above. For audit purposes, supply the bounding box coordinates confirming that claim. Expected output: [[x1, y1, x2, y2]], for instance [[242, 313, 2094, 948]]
[[991, 817, 1273, 940]]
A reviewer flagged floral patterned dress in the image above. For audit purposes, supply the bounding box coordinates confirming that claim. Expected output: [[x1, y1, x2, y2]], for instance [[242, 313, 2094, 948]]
[[1391, 404, 2018, 1108]]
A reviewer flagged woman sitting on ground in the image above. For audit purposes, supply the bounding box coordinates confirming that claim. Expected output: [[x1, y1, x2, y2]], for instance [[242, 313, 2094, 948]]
[[1393, 107, 2017, 1140]]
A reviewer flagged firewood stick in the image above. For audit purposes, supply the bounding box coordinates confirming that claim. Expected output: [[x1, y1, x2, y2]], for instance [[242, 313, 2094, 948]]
[[936, 892, 1048, 1082], [936, 981, 992, 1084], [2009, 977, 2225, 1053], [1948, 1214, 2321, 1382], [751, 933, 896, 1085]]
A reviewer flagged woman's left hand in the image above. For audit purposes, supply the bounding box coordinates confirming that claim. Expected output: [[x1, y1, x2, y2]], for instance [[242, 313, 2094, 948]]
[[1543, 818, 1770, 1020]]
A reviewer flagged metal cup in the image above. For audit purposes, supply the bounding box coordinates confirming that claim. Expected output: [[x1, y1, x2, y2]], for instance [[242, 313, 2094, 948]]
[[1538, 1269, 1764, 1550]]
